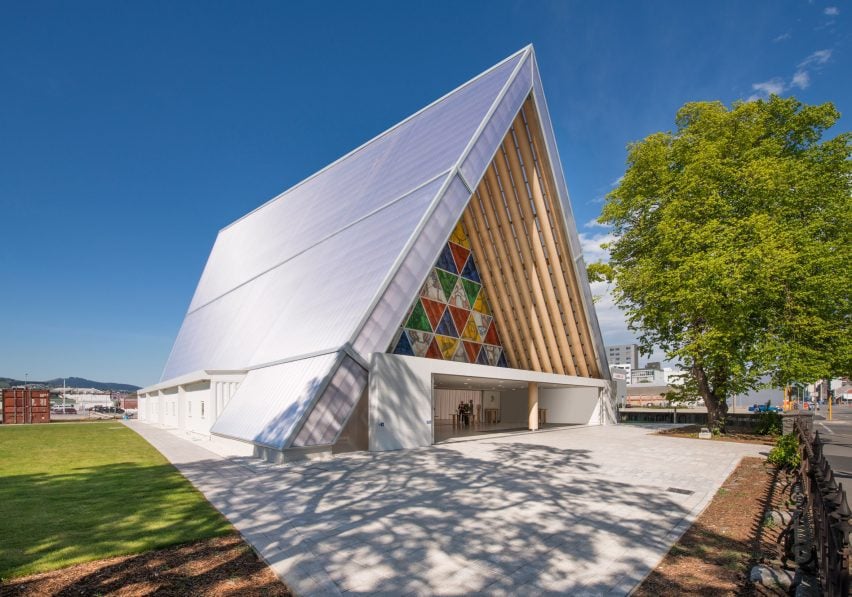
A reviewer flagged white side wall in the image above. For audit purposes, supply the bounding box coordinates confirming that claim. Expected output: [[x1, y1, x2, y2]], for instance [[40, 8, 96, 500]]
[[137, 372, 245, 439], [539, 386, 600, 425], [162, 387, 179, 428], [183, 381, 212, 435], [369, 354, 433, 451]]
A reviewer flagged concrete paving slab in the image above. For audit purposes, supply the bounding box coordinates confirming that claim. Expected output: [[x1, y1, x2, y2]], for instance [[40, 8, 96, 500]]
[[125, 421, 766, 595]]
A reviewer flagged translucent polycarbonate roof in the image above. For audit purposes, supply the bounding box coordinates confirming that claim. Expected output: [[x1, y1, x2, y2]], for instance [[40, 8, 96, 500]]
[[187, 50, 526, 313], [161, 47, 532, 381], [161, 175, 448, 379]]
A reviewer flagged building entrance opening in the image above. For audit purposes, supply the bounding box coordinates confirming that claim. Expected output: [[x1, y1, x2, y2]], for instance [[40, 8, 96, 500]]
[[432, 374, 582, 443]]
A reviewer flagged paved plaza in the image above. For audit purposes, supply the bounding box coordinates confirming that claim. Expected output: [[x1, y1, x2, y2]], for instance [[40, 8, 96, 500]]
[[126, 422, 767, 595]]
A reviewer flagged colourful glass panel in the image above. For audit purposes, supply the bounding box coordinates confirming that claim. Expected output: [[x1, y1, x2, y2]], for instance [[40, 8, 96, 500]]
[[447, 279, 471, 309], [497, 351, 508, 367], [463, 341, 480, 362], [426, 338, 443, 359], [449, 242, 470, 273], [393, 331, 415, 356], [435, 244, 457, 274], [408, 330, 433, 357], [436, 269, 458, 301], [435, 308, 459, 338], [461, 278, 481, 307], [405, 300, 432, 332], [436, 335, 459, 360], [451, 342, 468, 362], [448, 305, 469, 335], [483, 344, 501, 366], [470, 311, 492, 339], [450, 222, 470, 248], [483, 320, 500, 345], [419, 269, 446, 302], [476, 347, 490, 365], [460, 254, 481, 284], [472, 293, 491, 315], [461, 316, 481, 342], [421, 297, 446, 329], [390, 215, 508, 367]]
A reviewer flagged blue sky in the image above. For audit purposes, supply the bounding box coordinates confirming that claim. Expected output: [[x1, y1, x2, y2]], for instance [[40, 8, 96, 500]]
[[1, 1, 848, 386]]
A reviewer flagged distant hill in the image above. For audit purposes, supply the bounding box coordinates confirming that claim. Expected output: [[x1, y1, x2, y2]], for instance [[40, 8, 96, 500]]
[[0, 377, 140, 392]]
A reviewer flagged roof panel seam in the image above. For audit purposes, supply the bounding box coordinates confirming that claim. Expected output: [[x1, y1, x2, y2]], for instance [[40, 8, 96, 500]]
[[244, 347, 342, 372], [186, 169, 452, 316]]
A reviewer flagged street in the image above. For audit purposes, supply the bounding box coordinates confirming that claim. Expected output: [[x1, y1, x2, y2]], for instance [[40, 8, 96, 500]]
[[811, 403, 852, 484]]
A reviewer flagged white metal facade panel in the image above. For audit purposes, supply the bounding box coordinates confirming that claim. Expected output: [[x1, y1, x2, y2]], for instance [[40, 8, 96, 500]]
[[291, 355, 368, 447], [210, 353, 338, 449], [185, 52, 525, 314], [162, 176, 446, 379], [459, 54, 533, 190]]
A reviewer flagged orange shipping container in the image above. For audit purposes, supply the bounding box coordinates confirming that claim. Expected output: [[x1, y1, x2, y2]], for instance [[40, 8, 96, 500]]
[[1, 389, 51, 424]]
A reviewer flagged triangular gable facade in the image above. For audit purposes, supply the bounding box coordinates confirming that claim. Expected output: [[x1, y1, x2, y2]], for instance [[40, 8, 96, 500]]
[[157, 46, 609, 451]]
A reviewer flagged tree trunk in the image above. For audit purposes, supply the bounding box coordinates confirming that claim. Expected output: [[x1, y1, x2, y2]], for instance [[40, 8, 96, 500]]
[[692, 363, 728, 433]]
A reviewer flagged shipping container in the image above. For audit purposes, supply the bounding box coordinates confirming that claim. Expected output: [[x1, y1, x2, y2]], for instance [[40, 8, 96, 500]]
[[1, 388, 51, 424]]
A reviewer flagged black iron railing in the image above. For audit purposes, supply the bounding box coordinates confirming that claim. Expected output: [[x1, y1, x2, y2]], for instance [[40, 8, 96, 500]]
[[791, 415, 851, 596]]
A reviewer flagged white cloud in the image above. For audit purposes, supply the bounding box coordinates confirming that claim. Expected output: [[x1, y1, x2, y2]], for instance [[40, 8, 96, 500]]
[[747, 49, 834, 101], [773, 32, 791, 42], [747, 77, 786, 101], [610, 176, 624, 188], [583, 218, 609, 229], [798, 49, 832, 68], [578, 231, 614, 264], [791, 70, 811, 89], [824, 6, 839, 16]]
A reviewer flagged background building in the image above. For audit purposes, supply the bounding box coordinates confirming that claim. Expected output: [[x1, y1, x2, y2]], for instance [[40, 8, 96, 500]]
[[606, 344, 639, 369], [631, 367, 666, 385]]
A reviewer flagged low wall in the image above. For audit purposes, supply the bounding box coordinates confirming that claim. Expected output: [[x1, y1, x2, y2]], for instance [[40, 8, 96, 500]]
[[619, 409, 768, 428]]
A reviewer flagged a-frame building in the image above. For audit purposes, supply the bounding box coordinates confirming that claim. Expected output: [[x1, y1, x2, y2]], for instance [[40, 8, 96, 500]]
[[138, 46, 615, 460]]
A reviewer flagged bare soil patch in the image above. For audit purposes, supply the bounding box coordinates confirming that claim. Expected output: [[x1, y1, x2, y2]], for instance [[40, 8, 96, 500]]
[[657, 425, 777, 446], [0, 534, 290, 596], [634, 457, 791, 596]]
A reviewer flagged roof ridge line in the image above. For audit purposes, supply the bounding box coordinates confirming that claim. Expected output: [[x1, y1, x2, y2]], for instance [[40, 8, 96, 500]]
[[218, 46, 531, 234]]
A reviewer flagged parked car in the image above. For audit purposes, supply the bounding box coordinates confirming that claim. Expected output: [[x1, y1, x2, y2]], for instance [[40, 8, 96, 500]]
[[748, 404, 782, 413], [92, 405, 124, 414], [51, 406, 78, 414]]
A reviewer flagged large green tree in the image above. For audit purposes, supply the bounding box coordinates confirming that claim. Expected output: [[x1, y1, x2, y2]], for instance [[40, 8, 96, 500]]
[[600, 96, 851, 431]]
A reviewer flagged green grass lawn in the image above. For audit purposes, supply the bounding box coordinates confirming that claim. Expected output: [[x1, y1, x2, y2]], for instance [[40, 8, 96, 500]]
[[0, 422, 232, 580]]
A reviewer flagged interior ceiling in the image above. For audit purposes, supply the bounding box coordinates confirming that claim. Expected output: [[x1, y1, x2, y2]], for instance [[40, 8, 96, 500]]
[[462, 96, 600, 378], [433, 373, 579, 391]]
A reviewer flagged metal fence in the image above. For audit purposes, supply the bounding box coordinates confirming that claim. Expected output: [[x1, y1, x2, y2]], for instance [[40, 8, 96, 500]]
[[791, 415, 851, 596]]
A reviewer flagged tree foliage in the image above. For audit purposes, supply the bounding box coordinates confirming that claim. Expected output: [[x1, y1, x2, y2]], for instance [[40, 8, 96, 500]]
[[586, 261, 615, 284], [600, 96, 851, 431]]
